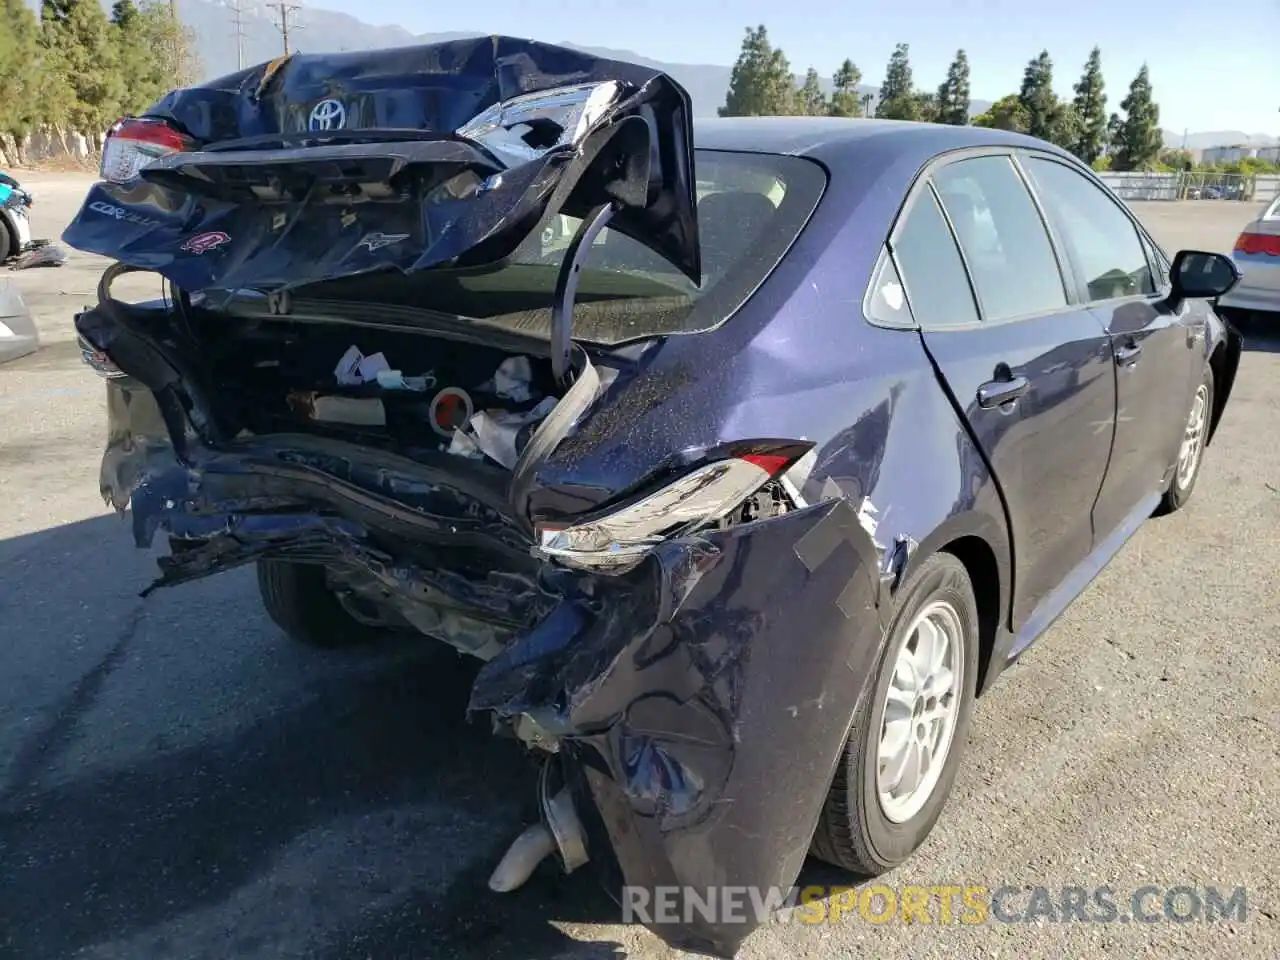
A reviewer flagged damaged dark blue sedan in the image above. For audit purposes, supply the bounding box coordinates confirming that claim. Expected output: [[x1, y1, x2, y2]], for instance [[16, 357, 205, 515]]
[[63, 36, 1242, 959]]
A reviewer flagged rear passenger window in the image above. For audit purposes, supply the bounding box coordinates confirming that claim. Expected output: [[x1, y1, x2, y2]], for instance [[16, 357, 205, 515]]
[[890, 188, 979, 328], [1024, 157, 1156, 301], [933, 156, 1068, 321]]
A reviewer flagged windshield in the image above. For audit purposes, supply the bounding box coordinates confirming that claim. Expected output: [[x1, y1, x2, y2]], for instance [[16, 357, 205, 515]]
[[282, 150, 826, 345]]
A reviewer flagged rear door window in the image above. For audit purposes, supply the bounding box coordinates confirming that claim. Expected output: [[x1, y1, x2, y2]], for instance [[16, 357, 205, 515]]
[[890, 187, 980, 328], [933, 155, 1068, 321], [1023, 156, 1156, 302]]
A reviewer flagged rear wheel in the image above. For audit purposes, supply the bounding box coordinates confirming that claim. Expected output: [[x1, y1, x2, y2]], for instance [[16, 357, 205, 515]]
[[0, 220, 12, 263], [811, 552, 979, 874], [256, 559, 383, 649], [1159, 367, 1214, 514]]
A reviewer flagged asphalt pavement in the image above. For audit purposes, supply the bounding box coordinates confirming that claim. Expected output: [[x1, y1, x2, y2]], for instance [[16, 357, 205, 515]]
[[0, 175, 1277, 959]]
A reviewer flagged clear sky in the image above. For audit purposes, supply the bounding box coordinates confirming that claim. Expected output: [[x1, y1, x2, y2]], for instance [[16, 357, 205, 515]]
[[312, 0, 1278, 134]]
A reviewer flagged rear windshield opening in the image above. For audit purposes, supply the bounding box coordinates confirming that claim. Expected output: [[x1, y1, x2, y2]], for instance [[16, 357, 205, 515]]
[[283, 150, 826, 345]]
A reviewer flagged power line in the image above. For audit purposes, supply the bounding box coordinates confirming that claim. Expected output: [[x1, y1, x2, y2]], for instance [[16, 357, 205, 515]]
[[265, 1, 303, 56], [229, 0, 247, 70]]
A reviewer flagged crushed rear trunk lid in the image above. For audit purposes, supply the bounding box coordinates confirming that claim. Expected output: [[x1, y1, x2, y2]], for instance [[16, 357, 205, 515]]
[[62, 35, 701, 309]]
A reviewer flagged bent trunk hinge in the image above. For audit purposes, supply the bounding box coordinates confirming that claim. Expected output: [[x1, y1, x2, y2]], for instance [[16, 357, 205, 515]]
[[551, 201, 619, 386]]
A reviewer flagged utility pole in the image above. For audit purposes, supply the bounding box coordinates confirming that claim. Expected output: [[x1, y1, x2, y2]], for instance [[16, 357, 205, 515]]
[[229, 0, 247, 70], [267, 1, 302, 56]]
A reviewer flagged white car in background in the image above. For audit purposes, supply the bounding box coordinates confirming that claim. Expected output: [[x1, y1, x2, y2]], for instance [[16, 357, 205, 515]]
[[1219, 196, 1280, 320]]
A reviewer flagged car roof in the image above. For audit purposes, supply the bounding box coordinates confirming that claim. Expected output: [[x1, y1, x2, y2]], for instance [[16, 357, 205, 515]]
[[692, 116, 1074, 169]]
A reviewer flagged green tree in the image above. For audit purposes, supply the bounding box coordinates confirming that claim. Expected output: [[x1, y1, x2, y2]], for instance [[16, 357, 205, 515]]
[[1053, 105, 1083, 153], [914, 91, 939, 123], [829, 58, 862, 117], [1019, 50, 1061, 142], [41, 0, 127, 133], [935, 49, 971, 125], [719, 25, 795, 117], [137, 0, 201, 92], [875, 43, 920, 120], [113, 0, 200, 113], [1110, 64, 1162, 171], [1070, 46, 1108, 163], [1161, 148, 1194, 171], [972, 94, 1029, 132], [797, 67, 827, 116], [0, 0, 47, 136]]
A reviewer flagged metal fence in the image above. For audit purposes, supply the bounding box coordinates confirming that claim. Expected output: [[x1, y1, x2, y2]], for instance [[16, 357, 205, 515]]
[[1099, 171, 1280, 203]]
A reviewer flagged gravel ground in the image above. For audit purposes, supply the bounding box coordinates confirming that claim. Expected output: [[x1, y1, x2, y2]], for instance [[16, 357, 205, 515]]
[[0, 175, 1276, 959]]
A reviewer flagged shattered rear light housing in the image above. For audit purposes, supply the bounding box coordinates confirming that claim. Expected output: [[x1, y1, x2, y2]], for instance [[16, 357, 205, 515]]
[[76, 333, 127, 378], [536, 452, 799, 572], [101, 117, 195, 184]]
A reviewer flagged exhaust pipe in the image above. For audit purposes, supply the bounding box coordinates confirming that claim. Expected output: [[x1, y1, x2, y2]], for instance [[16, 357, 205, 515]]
[[489, 763, 589, 893]]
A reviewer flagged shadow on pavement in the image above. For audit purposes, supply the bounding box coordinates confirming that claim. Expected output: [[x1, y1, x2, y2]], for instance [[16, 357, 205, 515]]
[[1239, 322, 1280, 354], [0, 513, 628, 960]]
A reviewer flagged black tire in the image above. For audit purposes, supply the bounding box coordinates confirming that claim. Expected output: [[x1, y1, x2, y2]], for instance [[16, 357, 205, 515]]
[[256, 559, 382, 649], [0, 219, 12, 263], [1159, 366, 1214, 515], [811, 551, 980, 874]]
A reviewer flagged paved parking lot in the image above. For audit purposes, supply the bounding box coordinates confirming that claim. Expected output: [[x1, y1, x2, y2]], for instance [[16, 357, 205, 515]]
[[1, 175, 1277, 959]]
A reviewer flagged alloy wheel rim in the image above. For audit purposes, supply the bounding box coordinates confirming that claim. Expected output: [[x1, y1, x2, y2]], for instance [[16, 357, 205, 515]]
[[876, 600, 965, 824], [1176, 385, 1209, 490]]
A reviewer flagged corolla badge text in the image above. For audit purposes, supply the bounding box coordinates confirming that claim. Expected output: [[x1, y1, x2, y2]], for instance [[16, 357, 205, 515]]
[[88, 201, 160, 228]]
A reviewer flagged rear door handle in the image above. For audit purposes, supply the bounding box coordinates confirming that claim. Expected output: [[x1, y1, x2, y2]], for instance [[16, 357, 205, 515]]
[[1115, 343, 1142, 366], [977, 375, 1029, 409]]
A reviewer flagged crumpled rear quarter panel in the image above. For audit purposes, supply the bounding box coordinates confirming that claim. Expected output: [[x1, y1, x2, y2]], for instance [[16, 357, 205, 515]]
[[471, 497, 888, 957]]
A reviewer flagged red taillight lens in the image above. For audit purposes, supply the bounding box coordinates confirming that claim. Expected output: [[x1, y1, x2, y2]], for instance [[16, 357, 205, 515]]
[[100, 117, 194, 183], [1234, 232, 1280, 257]]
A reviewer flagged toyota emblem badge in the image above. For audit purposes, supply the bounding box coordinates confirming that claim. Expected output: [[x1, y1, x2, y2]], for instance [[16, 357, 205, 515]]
[[309, 99, 347, 132]]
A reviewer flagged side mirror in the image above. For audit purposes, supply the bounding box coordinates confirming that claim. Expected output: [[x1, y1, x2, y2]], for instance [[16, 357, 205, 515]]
[[1168, 249, 1240, 308]]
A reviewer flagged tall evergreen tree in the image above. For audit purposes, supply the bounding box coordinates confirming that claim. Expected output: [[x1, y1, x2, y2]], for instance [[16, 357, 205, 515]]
[[935, 49, 971, 125], [139, 0, 201, 91], [41, 0, 126, 133], [719, 25, 795, 117], [828, 58, 862, 117], [1070, 46, 1108, 163], [1110, 64, 1162, 171], [797, 68, 827, 116], [0, 0, 46, 136], [1018, 50, 1061, 142], [876, 43, 920, 121]]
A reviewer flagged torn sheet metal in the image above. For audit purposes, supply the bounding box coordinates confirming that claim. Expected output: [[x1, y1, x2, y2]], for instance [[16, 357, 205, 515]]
[[61, 36, 701, 301], [469, 497, 889, 958]]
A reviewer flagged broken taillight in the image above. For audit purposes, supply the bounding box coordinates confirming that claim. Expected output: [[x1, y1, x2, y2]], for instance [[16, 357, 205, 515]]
[[77, 334, 127, 379], [535, 450, 804, 572], [101, 117, 194, 184]]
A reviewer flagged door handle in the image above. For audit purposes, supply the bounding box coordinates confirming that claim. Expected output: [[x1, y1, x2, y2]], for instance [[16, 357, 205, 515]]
[[977, 375, 1029, 409], [1115, 342, 1142, 366]]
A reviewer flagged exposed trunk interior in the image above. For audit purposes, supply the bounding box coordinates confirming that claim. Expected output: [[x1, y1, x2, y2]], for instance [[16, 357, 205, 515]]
[[183, 307, 573, 469]]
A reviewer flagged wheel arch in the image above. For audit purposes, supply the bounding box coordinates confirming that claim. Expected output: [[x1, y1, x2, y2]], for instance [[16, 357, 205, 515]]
[[1206, 329, 1240, 446], [889, 510, 1010, 700], [0, 211, 17, 259]]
